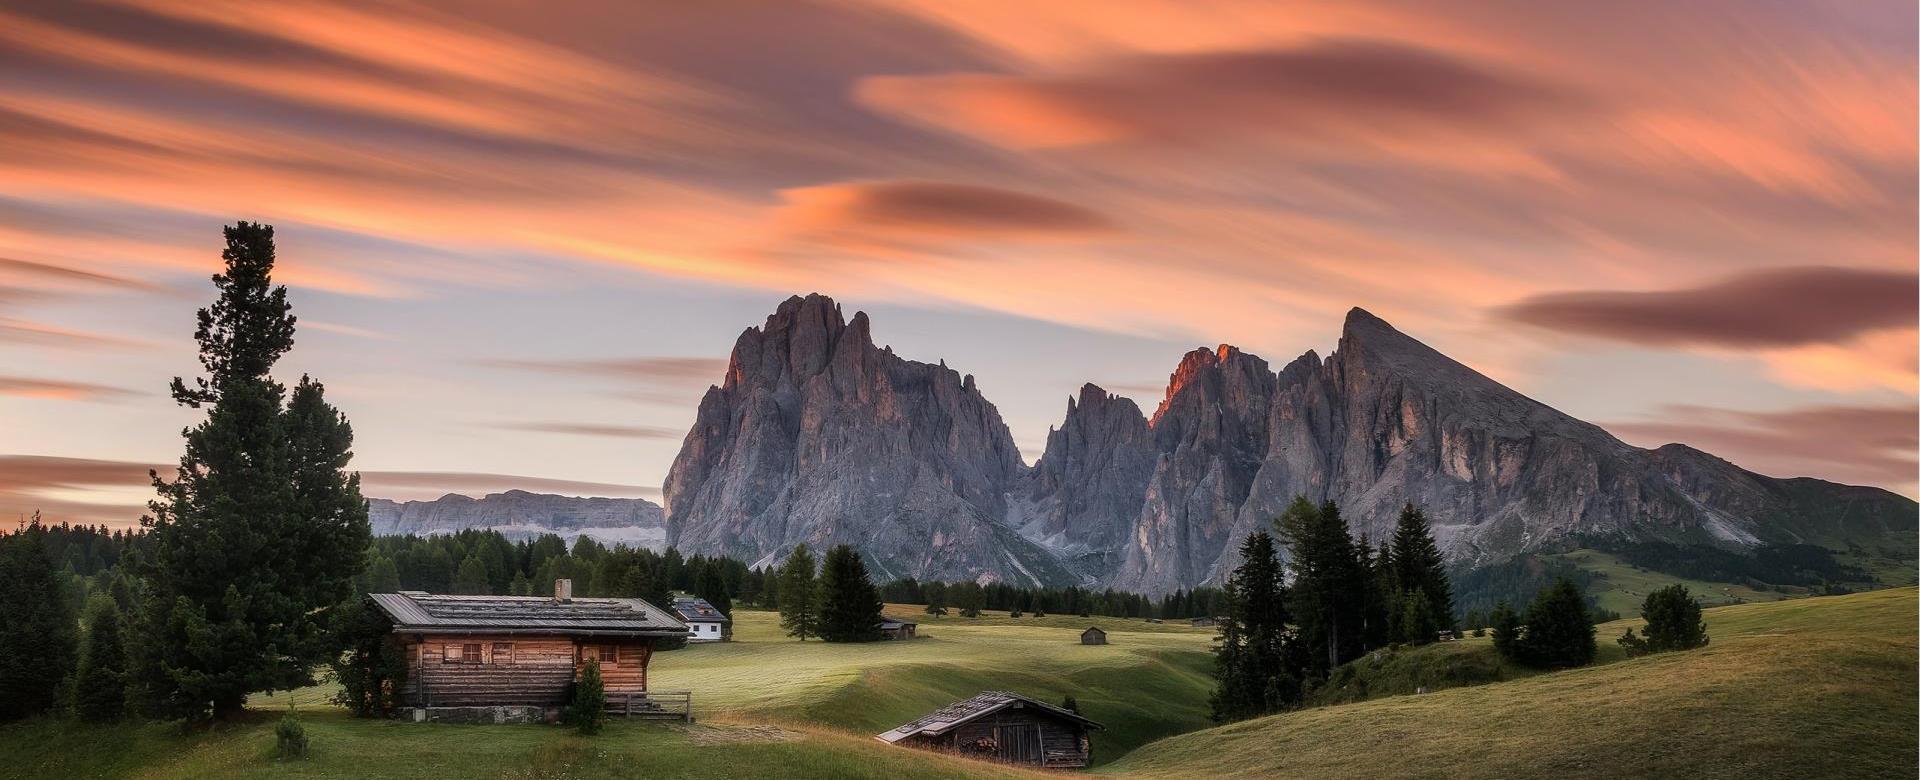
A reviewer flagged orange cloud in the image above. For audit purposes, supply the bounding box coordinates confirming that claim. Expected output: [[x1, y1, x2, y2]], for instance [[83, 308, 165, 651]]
[[776, 180, 1116, 248]]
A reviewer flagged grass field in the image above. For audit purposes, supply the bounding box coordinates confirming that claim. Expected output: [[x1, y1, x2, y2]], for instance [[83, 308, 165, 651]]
[[1105, 587, 1919, 779], [1553, 549, 1800, 616], [2, 590, 1911, 779]]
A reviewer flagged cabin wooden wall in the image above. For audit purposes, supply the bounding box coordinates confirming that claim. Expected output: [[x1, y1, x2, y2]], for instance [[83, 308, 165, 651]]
[[920, 710, 1090, 768], [401, 635, 654, 707]]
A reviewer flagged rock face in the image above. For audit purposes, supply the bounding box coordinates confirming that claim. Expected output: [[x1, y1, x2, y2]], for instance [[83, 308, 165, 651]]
[[664, 294, 1071, 584], [664, 295, 1917, 594], [368, 490, 665, 548]]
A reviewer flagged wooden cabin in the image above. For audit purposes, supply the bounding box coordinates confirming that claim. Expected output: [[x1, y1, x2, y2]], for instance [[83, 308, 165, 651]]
[[671, 596, 732, 642], [369, 579, 688, 722], [879, 618, 918, 640], [877, 691, 1105, 769], [1080, 626, 1107, 645]]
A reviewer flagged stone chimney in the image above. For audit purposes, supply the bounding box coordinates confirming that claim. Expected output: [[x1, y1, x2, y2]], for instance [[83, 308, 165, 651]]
[[554, 578, 573, 603]]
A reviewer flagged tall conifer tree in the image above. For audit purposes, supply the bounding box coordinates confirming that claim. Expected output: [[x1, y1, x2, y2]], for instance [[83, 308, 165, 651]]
[[777, 544, 818, 640], [1389, 504, 1454, 639], [1210, 531, 1298, 722], [816, 544, 883, 642], [1276, 497, 1368, 677], [136, 222, 371, 721], [0, 519, 76, 721]]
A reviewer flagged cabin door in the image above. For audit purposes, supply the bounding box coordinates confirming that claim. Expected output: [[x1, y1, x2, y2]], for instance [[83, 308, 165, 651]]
[[996, 724, 1042, 764]]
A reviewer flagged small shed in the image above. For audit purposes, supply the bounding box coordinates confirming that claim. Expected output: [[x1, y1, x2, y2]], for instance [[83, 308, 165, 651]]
[[876, 691, 1105, 768], [879, 618, 918, 640], [1189, 616, 1217, 627], [1080, 626, 1107, 645], [671, 597, 732, 642]]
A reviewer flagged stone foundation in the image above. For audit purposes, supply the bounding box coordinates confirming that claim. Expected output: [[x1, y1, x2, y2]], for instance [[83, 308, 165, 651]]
[[397, 705, 559, 724]]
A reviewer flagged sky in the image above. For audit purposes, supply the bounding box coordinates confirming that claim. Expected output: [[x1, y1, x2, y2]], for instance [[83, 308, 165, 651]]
[[1, 0, 1914, 528]]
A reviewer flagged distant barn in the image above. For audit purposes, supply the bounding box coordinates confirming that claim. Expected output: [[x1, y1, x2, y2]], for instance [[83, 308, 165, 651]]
[[369, 579, 690, 722], [879, 618, 918, 640], [1080, 626, 1107, 645], [877, 691, 1105, 768], [1189, 616, 1218, 627], [671, 596, 732, 642]]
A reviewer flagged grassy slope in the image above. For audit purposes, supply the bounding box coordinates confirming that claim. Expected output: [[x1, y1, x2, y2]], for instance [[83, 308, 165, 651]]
[[0, 607, 1213, 779], [1554, 549, 1797, 616], [1104, 587, 1918, 780], [655, 606, 1216, 762]]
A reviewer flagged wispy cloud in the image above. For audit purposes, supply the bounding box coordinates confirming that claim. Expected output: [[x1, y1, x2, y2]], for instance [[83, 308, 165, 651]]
[[489, 421, 683, 440], [0, 375, 139, 401], [1608, 403, 1918, 495]]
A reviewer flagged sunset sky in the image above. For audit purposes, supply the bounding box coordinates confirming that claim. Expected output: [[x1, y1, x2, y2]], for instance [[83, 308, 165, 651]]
[[3, 0, 1915, 527]]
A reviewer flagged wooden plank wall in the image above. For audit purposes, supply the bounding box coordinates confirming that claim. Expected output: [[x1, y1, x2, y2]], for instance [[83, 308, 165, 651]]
[[401, 636, 655, 707]]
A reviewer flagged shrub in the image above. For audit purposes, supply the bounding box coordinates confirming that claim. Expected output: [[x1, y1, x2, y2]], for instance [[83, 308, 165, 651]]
[[1489, 601, 1520, 660], [1060, 695, 1080, 714], [330, 598, 407, 718], [275, 711, 309, 759], [569, 658, 607, 735]]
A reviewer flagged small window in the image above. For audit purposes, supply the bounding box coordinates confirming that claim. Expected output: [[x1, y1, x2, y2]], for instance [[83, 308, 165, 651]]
[[493, 643, 514, 664], [463, 643, 483, 664], [442, 644, 461, 663]]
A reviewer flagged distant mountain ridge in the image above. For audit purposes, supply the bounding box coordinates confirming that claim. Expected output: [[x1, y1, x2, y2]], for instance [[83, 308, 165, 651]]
[[367, 490, 665, 548], [657, 294, 1915, 595]]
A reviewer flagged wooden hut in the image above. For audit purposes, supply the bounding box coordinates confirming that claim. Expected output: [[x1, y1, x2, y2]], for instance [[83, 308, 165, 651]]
[[876, 691, 1105, 768], [370, 579, 689, 722], [878, 618, 918, 640], [1080, 626, 1107, 645]]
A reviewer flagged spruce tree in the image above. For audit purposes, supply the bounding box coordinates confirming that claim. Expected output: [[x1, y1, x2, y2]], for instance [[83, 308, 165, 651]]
[[696, 563, 732, 616], [777, 544, 818, 640], [135, 222, 371, 721], [1389, 504, 1455, 638], [1516, 578, 1596, 668], [0, 521, 77, 721], [1624, 584, 1709, 654], [1489, 600, 1521, 661], [74, 595, 128, 721], [1398, 591, 1437, 646], [816, 545, 883, 642], [924, 584, 948, 618], [1209, 531, 1298, 723], [453, 555, 490, 595], [1275, 497, 1368, 678]]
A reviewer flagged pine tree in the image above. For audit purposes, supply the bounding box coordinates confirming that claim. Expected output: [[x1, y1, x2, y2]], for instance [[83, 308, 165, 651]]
[[135, 222, 371, 721], [777, 545, 818, 641], [1624, 584, 1709, 655], [365, 556, 402, 594], [0, 520, 77, 721], [1516, 578, 1596, 668], [569, 658, 607, 735], [329, 598, 407, 718], [1210, 531, 1299, 723], [1398, 590, 1437, 646], [1389, 504, 1455, 639], [817, 545, 883, 642], [453, 555, 490, 595], [74, 595, 128, 721], [1275, 497, 1368, 678], [1489, 600, 1521, 660], [924, 583, 948, 617], [696, 563, 732, 616]]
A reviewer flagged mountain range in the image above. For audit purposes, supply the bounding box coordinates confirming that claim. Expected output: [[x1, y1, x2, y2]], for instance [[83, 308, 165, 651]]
[[367, 490, 665, 549], [662, 294, 1915, 595]]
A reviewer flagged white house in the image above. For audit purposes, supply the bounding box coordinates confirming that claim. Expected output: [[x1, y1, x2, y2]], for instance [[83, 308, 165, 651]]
[[671, 596, 732, 642]]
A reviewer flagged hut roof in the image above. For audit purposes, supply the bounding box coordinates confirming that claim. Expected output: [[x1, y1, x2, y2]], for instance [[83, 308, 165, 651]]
[[671, 597, 732, 624], [879, 619, 918, 629], [370, 591, 686, 638], [875, 691, 1104, 744]]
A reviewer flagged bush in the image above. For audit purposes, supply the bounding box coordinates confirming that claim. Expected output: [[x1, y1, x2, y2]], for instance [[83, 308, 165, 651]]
[[1621, 584, 1709, 656], [1488, 601, 1520, 660], [330, 598, 407, 718], [275, 712, 309, 759], [569, 658, 607, 735]]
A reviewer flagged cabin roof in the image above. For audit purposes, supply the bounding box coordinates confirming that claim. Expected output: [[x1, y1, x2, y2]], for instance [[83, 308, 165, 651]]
[[370, 592, 686, 638], [879, 619, 917, 629], [875, 691, 1104, 744], [670, 597, 732, 624]]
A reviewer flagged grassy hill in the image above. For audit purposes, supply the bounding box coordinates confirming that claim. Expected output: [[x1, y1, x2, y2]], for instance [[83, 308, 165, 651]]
[[1551, 549, 1799, 616], [2, 590, 1911, 779], [1104, 587, 1918, 779]]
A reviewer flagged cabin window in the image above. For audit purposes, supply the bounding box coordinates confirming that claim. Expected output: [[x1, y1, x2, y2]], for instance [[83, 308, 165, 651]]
[[493, 643, 514, 664]]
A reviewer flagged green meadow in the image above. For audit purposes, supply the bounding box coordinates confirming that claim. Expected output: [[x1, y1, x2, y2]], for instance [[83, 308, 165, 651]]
[[2, 590, 1913, 779]]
